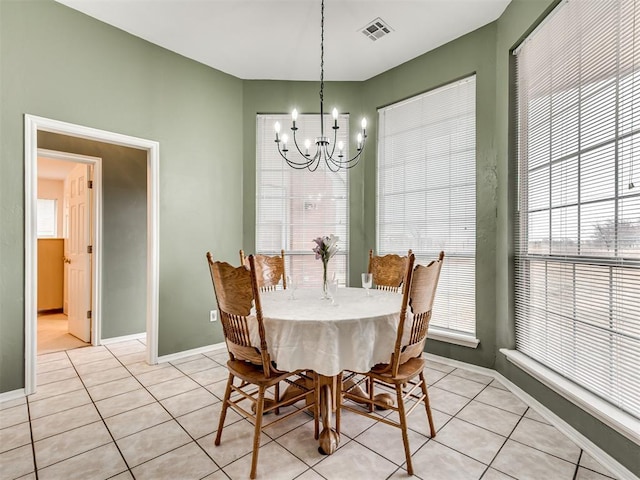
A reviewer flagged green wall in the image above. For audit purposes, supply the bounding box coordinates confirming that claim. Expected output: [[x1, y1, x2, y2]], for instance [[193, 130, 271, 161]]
[[1, 0, 637, 474], [38, 133, 148, 339], [0, 0, 243, 392]]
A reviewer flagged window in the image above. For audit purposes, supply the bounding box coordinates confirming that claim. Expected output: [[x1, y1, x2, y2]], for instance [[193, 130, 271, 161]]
[[515, 0, 640, 421], [37, 198, 57, 237], [377, 76, 476, 339], [256, 114, 349, 287]]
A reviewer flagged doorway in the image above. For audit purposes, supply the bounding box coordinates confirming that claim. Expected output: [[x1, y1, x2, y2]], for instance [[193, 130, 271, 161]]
[[24, 114, 160, 395], [37, 152, 98, 354]]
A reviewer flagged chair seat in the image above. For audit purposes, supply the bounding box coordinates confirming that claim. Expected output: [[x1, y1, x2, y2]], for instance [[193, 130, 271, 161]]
[[369, 357, 425, 384], [226, 359, 291, 388]]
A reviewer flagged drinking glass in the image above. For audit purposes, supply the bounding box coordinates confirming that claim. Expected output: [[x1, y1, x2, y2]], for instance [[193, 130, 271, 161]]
[[286, 275, 297, 300], [328, 278, 339, 305], [361, 273, 373, 296]]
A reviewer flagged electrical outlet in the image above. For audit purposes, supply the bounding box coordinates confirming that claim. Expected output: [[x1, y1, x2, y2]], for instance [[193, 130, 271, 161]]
[[210, 310, 218, 322]]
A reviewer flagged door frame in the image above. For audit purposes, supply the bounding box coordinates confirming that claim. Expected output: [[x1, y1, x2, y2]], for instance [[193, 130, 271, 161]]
[[24, 114, 160, 395], [39, 149, 100, 344]]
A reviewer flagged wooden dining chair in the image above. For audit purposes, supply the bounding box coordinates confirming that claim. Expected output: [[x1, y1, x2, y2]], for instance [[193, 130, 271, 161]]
[[207, 252, 318, 479], [368, 249, 413, 292], [339, 251, 445, 476], [239, 249, 287, 292]]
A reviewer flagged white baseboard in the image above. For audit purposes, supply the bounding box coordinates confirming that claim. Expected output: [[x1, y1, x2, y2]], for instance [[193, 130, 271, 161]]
[[428, 328, 480, 348], [0, 388, 26, 404], [157, 342, 226, 364], [100, 332, 146, 345], [424, 353, 638, 480]]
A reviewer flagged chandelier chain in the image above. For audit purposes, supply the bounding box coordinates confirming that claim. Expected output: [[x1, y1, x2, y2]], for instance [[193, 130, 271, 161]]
[[320, 0, 324, 105]]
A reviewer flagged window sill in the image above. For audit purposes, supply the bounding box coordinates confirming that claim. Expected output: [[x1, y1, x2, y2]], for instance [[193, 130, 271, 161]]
[[500, 349, 640, 446], [428, 328, 480, 348]]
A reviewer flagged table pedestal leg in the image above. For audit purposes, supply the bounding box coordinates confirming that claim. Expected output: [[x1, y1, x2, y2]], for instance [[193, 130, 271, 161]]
[[318, 375, 339, 455], [342, 378, 395, 410]]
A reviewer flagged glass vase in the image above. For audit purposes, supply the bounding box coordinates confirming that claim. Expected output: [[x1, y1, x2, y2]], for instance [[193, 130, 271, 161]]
[[322, 259, 330, 299]]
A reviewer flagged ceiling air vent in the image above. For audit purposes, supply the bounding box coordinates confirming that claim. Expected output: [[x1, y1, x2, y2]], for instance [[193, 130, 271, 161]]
[[361, 17, 393, 41]]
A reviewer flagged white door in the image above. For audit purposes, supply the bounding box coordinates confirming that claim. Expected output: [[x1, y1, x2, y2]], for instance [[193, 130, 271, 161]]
[[66, 164, 92, 342]]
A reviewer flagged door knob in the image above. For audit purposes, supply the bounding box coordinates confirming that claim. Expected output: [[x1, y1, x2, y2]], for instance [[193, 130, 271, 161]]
[[63, 257, 71, 264]]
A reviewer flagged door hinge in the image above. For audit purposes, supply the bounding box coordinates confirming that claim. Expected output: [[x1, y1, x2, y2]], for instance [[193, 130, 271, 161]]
[[88, 180, 93, 189], [87, 245, 93, 254], [86, 310, 92, 319]]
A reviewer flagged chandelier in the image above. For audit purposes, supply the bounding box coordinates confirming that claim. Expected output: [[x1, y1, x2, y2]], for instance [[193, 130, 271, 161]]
[[274, 0, 367, 172]]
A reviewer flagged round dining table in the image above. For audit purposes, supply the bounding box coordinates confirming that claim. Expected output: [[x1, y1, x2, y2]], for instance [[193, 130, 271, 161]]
[[260, 287, 404, 454]]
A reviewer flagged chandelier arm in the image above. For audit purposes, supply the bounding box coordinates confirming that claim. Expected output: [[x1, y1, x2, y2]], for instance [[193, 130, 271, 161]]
[[308, 150, 322, 172], [326, 131, 366, 165], [291, 126, 316, 159], [277, 142, 315, 169], [331, 141, 365, 168], [286, 155, 315, 169], [324, 145, 343, 172], [326, 153, 346, 170], [346, 143, 366, 166], [326, 124, 338, 159], [289, 159, 314, 170]]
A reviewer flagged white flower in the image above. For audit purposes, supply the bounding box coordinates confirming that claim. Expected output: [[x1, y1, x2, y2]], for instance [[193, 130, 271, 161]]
[[312, 234, 340, 263]]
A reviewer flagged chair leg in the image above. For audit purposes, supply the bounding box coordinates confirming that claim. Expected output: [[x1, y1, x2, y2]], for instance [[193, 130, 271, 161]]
[[368, 377, 375, 413], [274, 382, 280, 415], [250, 386, 266, 480], [310, 372, 319, 440], [335, 373, 342, 435], [419, 371, 436, 438], [395, 383, 414, 476], [215, 373, 234, 446]]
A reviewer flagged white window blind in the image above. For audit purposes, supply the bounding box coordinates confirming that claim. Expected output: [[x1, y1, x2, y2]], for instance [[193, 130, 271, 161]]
[[515, 0, 640, 420], [256, 114, 349, 287], [377, 76, 476, 336]]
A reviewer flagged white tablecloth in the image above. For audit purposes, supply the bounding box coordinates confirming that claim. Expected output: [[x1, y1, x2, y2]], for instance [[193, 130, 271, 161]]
[[259, 288, 403, 376]]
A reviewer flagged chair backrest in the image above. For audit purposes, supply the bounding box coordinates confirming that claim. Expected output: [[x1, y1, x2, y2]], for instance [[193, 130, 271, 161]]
[[239, 249, 287, 292], [391, 251, 445, 376], [368, 249, 413, 293], [207, 252, 273, 375]]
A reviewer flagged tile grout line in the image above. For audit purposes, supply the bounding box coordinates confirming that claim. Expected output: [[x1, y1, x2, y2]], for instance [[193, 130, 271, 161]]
[[17, 344, 618, 480], [26, 389, 40, 480], [426, 371, 500, 470], [573, 449, 584, 480], [61, 348, 133, 478], [105, 344, 231, 476], [424, 369, 582, 476], [109, 345, 220, 475], [348, 368, 477, 476], [30, 344, 229, 478], [481, 406, 529, 479]]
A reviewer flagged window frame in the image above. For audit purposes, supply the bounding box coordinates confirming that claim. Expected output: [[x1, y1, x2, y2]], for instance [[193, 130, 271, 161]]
[[255, 113, 351, 288], [37, 198, 57, 238], [511, 0, 640, 444], [376, 75, 478, 345]]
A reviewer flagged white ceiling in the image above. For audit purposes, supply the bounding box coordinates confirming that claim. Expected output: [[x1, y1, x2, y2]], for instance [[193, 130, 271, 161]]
[[54, 0, 511, 81]]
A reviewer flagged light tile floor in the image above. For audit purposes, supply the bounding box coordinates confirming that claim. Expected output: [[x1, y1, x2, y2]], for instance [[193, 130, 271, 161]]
[[0, 340, 621, 480]]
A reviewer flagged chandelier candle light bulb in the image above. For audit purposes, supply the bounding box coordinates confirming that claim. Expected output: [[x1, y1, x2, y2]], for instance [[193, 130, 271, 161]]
[[274, 121, 281, 142]]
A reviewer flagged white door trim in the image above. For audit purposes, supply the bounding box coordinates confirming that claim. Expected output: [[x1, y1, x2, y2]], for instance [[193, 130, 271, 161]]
[[24, 114, 160, 395], [38, 148, 102, 345]]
